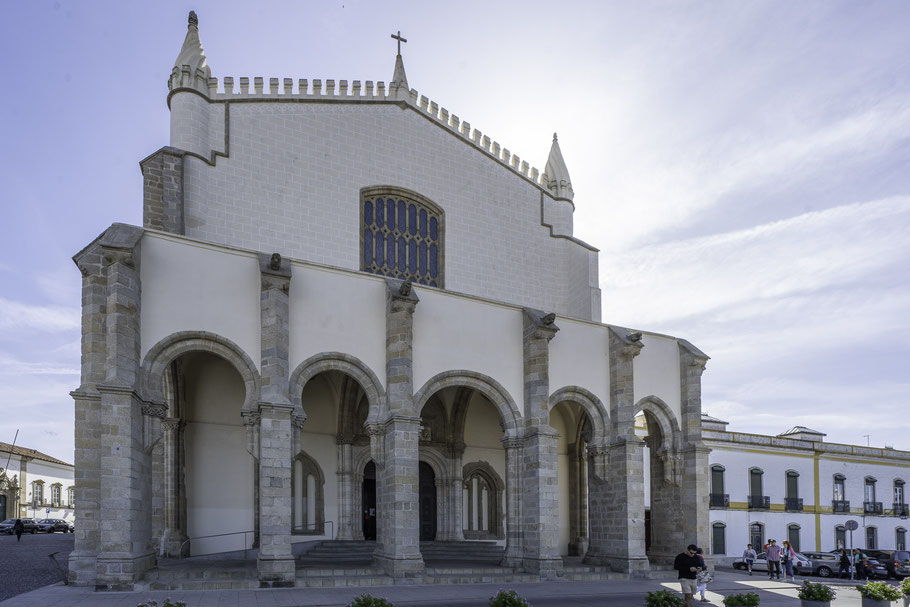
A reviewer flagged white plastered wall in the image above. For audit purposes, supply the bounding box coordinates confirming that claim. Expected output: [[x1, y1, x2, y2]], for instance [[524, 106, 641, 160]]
[[288, 264, 386, 387], [633, 334, 682, 423], [412, 288, 523, 409], [183, 352, 255, 556], [140, 233, 260, 366], [548, 319, 609, 416]]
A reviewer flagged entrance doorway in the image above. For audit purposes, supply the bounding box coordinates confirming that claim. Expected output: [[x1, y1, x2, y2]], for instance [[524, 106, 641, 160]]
[[419, 462, 437, 541], [362, 461, 376, 541]]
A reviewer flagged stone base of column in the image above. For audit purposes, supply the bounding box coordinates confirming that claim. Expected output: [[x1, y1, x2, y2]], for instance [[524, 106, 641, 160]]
[[67, 551, 98, 586], [373, 553, 425, 580], [257, 554, 296, 587], [645, 551, 677, 568], [159, 528, 189, 558], [584, 552, 651, 576], [501, 544, 523, 568], [522, 556, 563, 580], [94, 551, 156, 591]]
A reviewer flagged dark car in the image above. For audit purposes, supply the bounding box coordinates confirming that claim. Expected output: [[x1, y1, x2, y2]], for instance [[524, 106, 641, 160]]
[[36, 519, 70, 533], [863, 557, 890, 579], [802, 551, 842, 578], [0, 518, 39, 534], [865, 550, 910, 579]]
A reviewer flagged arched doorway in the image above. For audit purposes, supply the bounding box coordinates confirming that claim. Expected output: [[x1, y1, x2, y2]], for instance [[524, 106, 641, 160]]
[[419, 462, 437, 541], [362, 461, 376, 541], [636, 403, 681, 567], [549, 400, 592, 557]]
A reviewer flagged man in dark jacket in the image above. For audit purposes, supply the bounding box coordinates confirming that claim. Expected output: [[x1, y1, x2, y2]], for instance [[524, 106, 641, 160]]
[[674, 543, 702, 607], [13, 519, 24, 541]]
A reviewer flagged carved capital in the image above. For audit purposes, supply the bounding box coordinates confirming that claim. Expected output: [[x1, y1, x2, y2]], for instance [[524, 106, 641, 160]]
[[523, 307, 559, 342], [365, 422, 386, 469], [161, 417, 185, 432], [609, 326, 644, 361], [141, 401, 168, 419], [386, 278, 419, 313], [500, 435, 524, 450]]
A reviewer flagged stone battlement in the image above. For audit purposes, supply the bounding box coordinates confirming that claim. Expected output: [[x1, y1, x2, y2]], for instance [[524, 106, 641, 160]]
[[169, 66, 552, 194]]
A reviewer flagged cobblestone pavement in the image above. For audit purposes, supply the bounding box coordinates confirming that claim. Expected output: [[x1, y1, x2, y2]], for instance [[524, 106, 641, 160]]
[[0, 569, 894, 607], [0, 532, 72, 603]]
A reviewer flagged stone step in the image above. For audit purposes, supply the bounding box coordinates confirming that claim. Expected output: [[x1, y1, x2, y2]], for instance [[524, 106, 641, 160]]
[[298, 566, 386, 577], [422, 572, 539, 584]]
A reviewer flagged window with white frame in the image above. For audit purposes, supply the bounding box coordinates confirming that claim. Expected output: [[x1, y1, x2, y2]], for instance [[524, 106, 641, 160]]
[[895, 480, 905, 505], [712, 522, 726, 555], [51, 484, 61, 507], [67, 487, 75, 507], [866, 526, 878, 550], [32, 481, 44, 506], [833, 474, 846, 501], [750, 522, 764, 550], [897, 527, 907, 551], [787, 524, 801, 552], [835, 525, 846, 550]]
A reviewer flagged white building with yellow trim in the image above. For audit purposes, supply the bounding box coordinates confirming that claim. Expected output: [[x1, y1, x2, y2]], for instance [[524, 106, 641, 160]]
[[701, 415, 910, 564]]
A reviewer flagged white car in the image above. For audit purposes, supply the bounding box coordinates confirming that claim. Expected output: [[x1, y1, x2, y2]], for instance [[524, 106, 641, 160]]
[[733, 551, 811, 574]]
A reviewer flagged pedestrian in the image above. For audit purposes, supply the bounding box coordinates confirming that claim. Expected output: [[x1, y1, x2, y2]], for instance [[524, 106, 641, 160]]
[[853, 548, 868, 580], [743, 543, 757, 576], [766, 539, 782, 580], [781, 540, 797, 582], [13, 518, 24, 542], [695, 547, 711, 602], [674, 543, 703, 607], [838, 549, 851, 579]]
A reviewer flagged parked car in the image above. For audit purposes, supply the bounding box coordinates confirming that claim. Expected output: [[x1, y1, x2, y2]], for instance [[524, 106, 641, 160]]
[[0, 518, 39, 534], [801, 551, 842, 577], [865, 549, 910, 579], [35, 519, 71, 533], [732, 551, 812, 574], [863, 557, 890, 579]]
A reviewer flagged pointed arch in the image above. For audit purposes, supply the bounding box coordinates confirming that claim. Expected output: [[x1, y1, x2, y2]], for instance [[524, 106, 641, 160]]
[[140, 330, 261, 411], [290, 352, 385, 423], [634, 395, 681, 452], [414, 370, 521, 433], [548, 386, 608, 445]]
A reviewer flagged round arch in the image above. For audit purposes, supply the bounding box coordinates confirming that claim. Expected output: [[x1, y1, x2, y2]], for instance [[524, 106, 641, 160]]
[[140, 330, 261, 412], [548, 386, 608, 445], [290, 352, 385, 423], [633, 395, 681, 452], [414, 370, 521, 433], [418, 445, 450, 481]]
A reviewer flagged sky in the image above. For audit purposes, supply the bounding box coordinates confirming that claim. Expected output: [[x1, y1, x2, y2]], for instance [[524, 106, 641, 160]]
[[1, 1, 909, 463]]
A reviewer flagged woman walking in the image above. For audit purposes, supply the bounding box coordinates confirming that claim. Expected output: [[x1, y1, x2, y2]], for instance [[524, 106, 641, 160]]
[[838, 549, 851, 579], [742, 544, 757, 576], [781, 540, 797, 582], [695, 547, 711, 602]]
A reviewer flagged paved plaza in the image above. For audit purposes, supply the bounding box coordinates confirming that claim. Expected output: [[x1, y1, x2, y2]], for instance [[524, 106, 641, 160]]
[[0, 533, 72, 603], [0, 569, 888, 607]]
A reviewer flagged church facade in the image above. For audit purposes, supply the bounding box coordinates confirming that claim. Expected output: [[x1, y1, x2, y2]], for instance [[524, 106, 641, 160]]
[[69, 13, 710, 589]]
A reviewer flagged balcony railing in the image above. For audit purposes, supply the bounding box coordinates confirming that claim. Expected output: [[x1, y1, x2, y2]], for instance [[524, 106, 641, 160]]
[[709, 493, 729, 508], [785, 497, 804, 512], [748, 495, 771, 510], [893, 503, 909, 517], [832, 500, 850, 513], [864, 501, 883, 515]]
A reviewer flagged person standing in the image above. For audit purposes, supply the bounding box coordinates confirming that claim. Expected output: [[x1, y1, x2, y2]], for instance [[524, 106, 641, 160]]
[[743, 544, 757, 576], [766, 539, 782, 580], [781, 540, 797, 582], [695, 547, 710, 602], [853, 548, 868, 580], [838, 549, 851, 579], [675, 544, 702, 607], [13, 518, 24, 542]]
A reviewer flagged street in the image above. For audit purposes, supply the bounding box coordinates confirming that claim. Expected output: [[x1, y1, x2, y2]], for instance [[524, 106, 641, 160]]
[[0, 532, 72, 603]]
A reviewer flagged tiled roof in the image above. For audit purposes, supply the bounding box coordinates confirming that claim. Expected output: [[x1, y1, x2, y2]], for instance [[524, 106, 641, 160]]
[[0, 442, 72, 467]]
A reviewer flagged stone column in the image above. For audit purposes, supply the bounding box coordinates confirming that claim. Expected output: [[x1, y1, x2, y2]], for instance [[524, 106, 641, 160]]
[[500, 434, 523, 567], [519, 309, 562, 578], [159, 418, 188, 557], [336, 441, 355, 540], [256, 253, 295, 586], [450, 444, 465, 541], [678, 340, 711, 560], [94, 224, 157, 590], [374, 280, 424, 579], [585, 327, 649, 575], [69, 241, 106, 586]]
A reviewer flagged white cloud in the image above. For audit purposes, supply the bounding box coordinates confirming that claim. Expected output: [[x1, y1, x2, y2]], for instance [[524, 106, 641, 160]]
[[0, 297, 80, 333]]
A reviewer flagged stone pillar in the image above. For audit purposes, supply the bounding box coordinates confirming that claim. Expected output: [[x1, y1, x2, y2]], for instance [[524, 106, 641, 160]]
[[449, 445, 465, 541], [69, 241, 106, 586], [336, 441, 355, 540], [159, 418, 188, 557], [140, 146, 185, 235], [374, 280, 424, 579], [585, 327, 649, 575], [678, 341, 711, 561], [568, 445, 589, 556], [93, 224, 157, 590], [519, 309, 562, 579], [500, 434, 523, 567], [256, 253, 295, 586]]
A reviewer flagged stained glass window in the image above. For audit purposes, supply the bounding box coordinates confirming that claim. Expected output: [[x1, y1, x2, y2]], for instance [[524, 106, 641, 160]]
[[361, 188, 444, 287]]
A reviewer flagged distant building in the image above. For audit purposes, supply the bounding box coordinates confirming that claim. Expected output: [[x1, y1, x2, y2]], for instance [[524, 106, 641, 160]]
[[0, 442, 75, 522], [702, 414, 910, 562]]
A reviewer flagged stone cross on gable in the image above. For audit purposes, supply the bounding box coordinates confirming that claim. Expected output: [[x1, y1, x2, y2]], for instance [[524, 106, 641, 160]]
[[391, 30, 407, 55]]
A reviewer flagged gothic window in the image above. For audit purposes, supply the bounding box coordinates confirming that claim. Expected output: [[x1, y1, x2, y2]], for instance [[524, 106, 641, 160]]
[[361, 187, 444, 287], [462, 462, 504, 540], [292, 451, 325, 535], [51, 484, 62, 507], [711, 522, 726, 555]]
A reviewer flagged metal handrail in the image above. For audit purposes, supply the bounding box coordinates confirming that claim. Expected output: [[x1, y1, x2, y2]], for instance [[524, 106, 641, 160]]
[[292, 520, 335, 539], [179, 530, 255, 557]]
